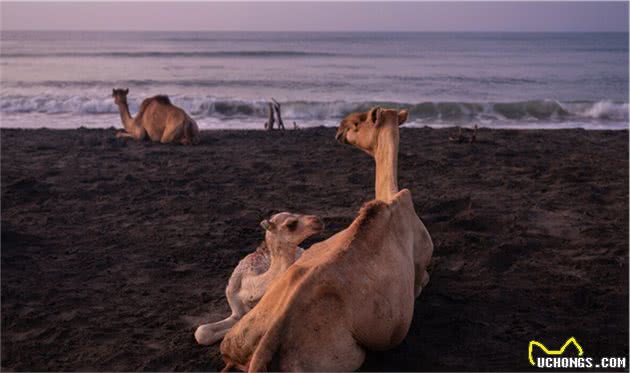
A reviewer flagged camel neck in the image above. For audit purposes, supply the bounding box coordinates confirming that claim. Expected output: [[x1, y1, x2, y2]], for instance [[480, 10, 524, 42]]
[[117, 101, 134, 130], [374, 124, 399, 202], [267, 241, 296, 271], [257, 240, 296, 286]]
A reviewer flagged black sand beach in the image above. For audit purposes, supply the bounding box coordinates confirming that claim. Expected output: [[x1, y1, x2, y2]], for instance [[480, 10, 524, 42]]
[[1, 127, 628, 371]]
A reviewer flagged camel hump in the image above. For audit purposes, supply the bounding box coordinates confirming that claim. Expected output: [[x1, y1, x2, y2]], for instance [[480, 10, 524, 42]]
[[151, 95, 172, 105], [356, 200, 390, 229], [135, 95, 173, 121], [345, 199, 392, 247]]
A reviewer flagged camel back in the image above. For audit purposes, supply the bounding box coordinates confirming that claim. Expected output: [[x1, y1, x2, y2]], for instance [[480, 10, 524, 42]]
[[136, 95, 173, 122]]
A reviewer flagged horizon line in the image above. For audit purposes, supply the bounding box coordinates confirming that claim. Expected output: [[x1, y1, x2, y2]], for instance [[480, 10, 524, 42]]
[[2, 29, 628, 33]]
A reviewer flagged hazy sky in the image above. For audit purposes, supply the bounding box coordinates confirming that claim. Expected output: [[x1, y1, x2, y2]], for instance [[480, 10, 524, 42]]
[[1, 2, 628, 32]]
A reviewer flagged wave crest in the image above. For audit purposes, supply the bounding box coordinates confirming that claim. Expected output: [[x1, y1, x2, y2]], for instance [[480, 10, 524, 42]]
[[1, 96, 627, 123]]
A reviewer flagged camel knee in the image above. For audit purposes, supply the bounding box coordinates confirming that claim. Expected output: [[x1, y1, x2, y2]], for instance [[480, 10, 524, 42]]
[[116, 130, 135, 139], [194, 324, 213, 345], [195, 316, 240, 345], [195, 324, 226, 346]]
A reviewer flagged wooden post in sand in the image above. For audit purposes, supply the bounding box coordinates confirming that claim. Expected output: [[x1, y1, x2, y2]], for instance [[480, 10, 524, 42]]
[[264, 99, 286, 131], [271, 98, 285, 131], [449, 125, 478, 144], [449, 127, 465, 143], [264, 102, 275, 131]]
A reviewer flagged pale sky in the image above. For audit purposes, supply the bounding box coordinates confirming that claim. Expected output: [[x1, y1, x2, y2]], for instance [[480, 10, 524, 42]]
[[1, 2, 628, 32]]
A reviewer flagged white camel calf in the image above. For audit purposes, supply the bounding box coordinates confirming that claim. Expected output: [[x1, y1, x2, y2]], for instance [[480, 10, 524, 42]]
[[194, 212, 324, 346]]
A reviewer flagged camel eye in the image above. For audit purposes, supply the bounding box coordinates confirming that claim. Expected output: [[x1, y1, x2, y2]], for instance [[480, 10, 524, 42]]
[[286, 220, 298, 231]]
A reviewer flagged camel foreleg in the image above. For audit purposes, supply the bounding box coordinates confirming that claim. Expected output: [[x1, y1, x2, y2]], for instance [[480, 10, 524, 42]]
[[160, 122, 186, 144], [116, 130, 135, 139], [195, 315, 240, 345], [116, 127, 147, 141]]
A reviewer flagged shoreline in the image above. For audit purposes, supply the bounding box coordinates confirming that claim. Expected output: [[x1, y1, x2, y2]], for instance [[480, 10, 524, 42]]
[[1, 127, 628, 371], [1, 123, 628, 131]]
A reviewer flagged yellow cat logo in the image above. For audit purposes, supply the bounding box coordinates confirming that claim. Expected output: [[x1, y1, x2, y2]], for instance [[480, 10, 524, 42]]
[[528, 337, 584, 366]]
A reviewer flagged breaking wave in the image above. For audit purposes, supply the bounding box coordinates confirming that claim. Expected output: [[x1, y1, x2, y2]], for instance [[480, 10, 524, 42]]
[[1, 96, 627, 124]]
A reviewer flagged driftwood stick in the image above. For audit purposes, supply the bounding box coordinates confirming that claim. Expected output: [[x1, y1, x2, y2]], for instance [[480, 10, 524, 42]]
[[264, 102, 275, 130], [470, 125, 478, 143], [271, 98, 285, 131], [449, 125, 478, 144], [449, 127, 465, 143]]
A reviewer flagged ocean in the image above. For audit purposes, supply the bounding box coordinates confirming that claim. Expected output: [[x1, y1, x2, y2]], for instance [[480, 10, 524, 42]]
[[0, 31, 628, 130]]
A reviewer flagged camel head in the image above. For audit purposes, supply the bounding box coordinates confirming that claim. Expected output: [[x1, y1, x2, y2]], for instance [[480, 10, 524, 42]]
[[335, 107, 409, 156], [260, 212, 324, 248], [112, 88, 129, 105]]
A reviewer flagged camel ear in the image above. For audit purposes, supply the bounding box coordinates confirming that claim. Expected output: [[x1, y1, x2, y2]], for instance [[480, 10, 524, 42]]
[[260, 219, 273, 231], [398, 109, 409, 126], [112, 89, 116, 95], [368, 107, 383, 126], [123, 89, 129, 94]]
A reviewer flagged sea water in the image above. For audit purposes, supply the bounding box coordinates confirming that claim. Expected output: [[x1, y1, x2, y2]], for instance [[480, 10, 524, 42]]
[[0, 31, 627, 130]]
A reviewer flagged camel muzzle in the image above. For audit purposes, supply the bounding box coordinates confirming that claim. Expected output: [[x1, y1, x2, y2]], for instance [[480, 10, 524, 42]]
[[307, 217, 325, 233]]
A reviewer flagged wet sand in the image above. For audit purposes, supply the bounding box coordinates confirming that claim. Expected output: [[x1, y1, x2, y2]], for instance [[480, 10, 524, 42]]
[[1, 127, 628, 371]]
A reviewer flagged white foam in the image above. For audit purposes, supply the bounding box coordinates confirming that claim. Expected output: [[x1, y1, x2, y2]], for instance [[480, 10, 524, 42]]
[[0, 95, 628, 130], [580, 100, 629, 120]]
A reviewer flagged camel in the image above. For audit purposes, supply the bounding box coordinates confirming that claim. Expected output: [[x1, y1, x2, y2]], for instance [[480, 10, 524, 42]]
[[111, 88, 200, 145], [220, 107, 433, 372], [194, 212, 324, 346]]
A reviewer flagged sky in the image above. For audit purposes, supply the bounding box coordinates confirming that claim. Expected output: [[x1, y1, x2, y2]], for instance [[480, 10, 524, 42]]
[[0, 1, 628, 32]]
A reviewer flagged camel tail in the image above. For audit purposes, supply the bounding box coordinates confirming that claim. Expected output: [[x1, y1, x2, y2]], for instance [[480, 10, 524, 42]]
[[184, 116, 200, 145]]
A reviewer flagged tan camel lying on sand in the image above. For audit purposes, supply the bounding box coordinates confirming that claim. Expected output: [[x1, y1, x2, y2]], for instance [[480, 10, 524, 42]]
[[195, 212, 324, 346], [220, 107, 433, 372], [112, 88, 200, 145]]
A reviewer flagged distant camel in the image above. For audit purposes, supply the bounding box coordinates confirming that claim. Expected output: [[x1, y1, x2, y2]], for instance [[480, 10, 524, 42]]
[[194, 212, 323, 346], [220, 107, 433, 372], [112, 88, 199, 145]]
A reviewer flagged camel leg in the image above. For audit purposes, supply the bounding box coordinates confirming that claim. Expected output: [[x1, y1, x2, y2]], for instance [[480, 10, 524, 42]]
[[116, 130, 135, 139], [136, 127, 148, 141], [118, 127, 148, 141], [195, 316, 240, 345], [221, 361, 234, 373], [195, 274, 249, 345], [179, 121, 192, 145], [182, 120, 200, 145], [160, 123, 185, 144]]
